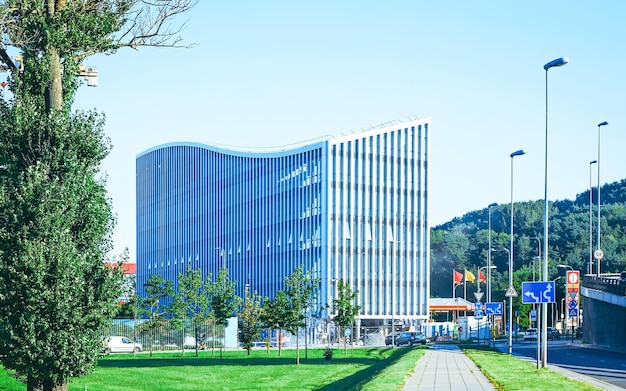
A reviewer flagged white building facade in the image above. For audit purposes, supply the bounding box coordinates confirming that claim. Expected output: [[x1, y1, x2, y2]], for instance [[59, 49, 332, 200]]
[[136, 117, 430, 331]]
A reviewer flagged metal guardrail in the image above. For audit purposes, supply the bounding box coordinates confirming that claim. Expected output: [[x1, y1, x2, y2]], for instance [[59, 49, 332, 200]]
[[582, 274, 626, 296]]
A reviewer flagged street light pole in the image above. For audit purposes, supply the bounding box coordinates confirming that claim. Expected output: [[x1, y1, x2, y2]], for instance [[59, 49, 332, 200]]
[[589, 160, 597, 275], [509, 149, 525, 354], [542, 56, 568, 368], [487, 203, 497, 346], [487, 203, 498, 303], [478, 265, 497, 294], [596, 121, 608, 276]]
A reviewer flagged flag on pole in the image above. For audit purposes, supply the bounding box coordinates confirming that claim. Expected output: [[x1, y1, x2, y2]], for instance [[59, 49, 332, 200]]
[[453, 269, 463, 284], [479, 270, 486, 282], [465, 270, 476, 283]]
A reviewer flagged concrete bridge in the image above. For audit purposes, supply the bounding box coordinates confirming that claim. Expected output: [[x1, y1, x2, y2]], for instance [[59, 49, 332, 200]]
[[580, 274, 626, 350]]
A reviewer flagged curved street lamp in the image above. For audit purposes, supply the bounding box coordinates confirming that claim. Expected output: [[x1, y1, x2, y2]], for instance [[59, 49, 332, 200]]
[[509, 149, 525, 354], [596, 121, 608, 276], [541, 56, 568, 368]]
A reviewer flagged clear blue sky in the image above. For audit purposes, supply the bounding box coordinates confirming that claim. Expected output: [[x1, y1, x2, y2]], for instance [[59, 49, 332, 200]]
[[74, 1, 626, 262]]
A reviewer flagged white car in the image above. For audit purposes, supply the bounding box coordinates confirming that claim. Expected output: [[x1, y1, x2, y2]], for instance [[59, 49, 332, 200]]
[[523, 328, 538, 341], [104, 336, 142, 353]]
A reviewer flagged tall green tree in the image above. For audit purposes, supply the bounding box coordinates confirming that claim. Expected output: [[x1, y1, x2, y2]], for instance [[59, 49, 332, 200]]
[[284, 265, 319, 365], [172, 264, 211, 357], [0, 88, 124, 391], [332, 280, 361, 357], [238, 286, 264, 355], [261, 290, 291, 357], [207, 267, 240, 359], [0, 1, 196, 390], [136, 274, 173, 357]]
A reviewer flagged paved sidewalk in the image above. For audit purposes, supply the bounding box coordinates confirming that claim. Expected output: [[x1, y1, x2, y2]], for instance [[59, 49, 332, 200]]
[[402, 344, 495, 391]]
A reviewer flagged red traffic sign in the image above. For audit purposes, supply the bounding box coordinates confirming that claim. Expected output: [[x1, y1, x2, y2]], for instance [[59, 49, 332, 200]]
[[567, 271, 579, 293]]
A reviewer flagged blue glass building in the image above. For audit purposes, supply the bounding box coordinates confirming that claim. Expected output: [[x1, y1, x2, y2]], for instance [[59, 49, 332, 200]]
[[136, 117, 430, 329]]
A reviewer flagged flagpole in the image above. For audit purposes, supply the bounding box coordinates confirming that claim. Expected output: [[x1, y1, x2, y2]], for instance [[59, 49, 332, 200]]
[[464, 269, 467, 301], [452, 269, 455, 298]]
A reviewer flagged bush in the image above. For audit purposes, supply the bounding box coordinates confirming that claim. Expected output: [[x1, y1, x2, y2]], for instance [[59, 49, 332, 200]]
[[323, 348, 333, 361]]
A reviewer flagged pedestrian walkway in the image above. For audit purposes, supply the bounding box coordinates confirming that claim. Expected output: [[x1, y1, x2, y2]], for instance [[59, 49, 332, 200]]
[[402, 344, 495, 391]]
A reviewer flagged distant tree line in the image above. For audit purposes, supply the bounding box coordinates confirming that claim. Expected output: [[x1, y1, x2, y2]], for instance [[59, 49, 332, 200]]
[[430, 179, 626, 326]]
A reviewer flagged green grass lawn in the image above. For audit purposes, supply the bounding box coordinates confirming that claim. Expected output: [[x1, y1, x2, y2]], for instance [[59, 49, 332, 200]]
[[0, 347, 427, 391], [461, 345, 600, 391], [0, 345, 604, 391]]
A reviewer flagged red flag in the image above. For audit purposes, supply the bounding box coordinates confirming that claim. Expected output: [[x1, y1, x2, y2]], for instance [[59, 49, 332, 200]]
[[479, 270, 486, 283], [453, 269, 463, 284]]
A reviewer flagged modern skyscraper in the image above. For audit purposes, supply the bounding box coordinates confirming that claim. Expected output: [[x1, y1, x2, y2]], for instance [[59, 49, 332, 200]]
[[136, 117, 430, 331]]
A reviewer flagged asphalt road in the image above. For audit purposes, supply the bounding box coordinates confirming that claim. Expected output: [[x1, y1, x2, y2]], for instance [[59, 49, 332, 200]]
[[510, 339, 626, 389]]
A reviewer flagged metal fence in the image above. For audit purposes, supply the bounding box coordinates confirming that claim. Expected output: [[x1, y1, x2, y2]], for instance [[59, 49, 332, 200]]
[[101, 319, 225, 351], [101, 319, 394, 350]]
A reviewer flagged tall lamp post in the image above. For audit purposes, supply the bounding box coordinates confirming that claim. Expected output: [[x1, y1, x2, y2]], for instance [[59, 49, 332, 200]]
[[509, 149, 526, 354], [487, 203, 497, 346], [542, 56, 568, 368], [477, 265, 497, 294], [487, 203, 498, 303], [596, 121, 608, 276], [589, 160, 597, 275]]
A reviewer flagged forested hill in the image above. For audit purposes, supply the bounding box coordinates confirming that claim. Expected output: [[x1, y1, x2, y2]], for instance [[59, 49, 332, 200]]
[[430, 179, 626, 300]]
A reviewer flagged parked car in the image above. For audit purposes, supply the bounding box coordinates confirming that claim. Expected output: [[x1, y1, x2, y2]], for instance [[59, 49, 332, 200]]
[[523, 328, 538, 341], [103, 336, 142, 353], [385, 334, 396, 346], [394, 332, 427, 346], [547, 327, 561, 340]]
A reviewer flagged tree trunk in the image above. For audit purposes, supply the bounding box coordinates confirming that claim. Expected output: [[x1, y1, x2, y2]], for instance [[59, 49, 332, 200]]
[[46, 48, 63, 111], [45, 1, 64, 111], [295, 332, 300, 365], [180, 319, 185, 356]]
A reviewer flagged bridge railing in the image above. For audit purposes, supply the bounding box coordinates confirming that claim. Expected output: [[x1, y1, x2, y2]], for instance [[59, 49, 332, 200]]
[[582, 274, 626, 296]]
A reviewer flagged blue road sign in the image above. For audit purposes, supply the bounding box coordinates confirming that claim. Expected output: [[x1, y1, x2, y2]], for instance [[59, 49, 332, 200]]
[[521, 281, 556, 303], [474, 310, 483, 320], [485, 302, 503, 315], [569, 300, 577, 309], [569, 308, 578, 317], [475, 302, 483, 311]]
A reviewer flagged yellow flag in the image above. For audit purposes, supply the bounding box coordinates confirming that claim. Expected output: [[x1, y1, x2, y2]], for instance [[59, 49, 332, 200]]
[[465, 270, 476, 283]]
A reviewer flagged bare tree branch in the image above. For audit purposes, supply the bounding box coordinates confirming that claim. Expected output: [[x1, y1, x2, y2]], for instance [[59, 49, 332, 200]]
[[117, 0, 198, 50], [0, 0, 197, 64]]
